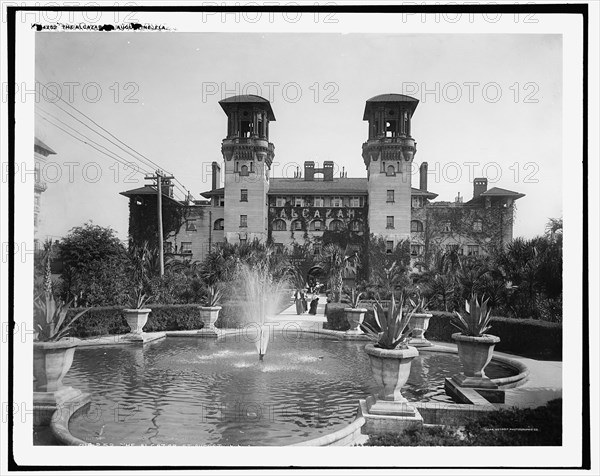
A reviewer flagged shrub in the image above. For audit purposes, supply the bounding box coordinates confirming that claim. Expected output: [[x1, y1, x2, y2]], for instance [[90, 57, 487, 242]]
[[66, 304, 206, 337], [426, 311, 562, 360], [365, 399, 562, 446], [365, 425, 467, 446]]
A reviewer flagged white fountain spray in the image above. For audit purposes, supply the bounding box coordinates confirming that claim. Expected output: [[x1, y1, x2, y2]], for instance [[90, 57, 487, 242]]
[[235, 261, 289, 361]]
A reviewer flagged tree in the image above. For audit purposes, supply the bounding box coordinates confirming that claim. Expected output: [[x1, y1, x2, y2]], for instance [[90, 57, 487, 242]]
[[58, 223, 128, 304], [319, 243, 359, 302]]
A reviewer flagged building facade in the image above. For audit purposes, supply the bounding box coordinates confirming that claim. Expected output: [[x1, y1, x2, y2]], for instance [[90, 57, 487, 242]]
[[122, 94, 524, 263], [34, 137, 55, 249]]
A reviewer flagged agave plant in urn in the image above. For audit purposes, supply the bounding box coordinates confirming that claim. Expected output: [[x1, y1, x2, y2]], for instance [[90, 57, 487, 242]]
[[408, 292, 433, 347], [450, 294, 500, 388], [343, 287, 367, 335], [360, 293, 423, 432], [34, 291, 89, 418]]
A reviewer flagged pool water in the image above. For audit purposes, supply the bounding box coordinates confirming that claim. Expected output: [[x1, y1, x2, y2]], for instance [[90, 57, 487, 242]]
[[63, 333, 514, 446]]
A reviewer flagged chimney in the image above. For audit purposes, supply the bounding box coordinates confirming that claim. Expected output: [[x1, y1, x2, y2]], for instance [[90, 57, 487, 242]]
[[304, 161, 315, 181], [473, 178, 488, 198], [419, 162, 428, 191], [323, 161, 334, 181], [211, 162, 221, 190]]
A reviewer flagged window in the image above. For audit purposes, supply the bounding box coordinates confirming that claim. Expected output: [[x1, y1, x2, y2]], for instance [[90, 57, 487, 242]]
[[350, 197, 361, 208], [240, 215, 247, 227], [386, 241, 394, 254], [331, 197, 342, 207], [387, 190, 395, 203], [445, 244, 460, 254], [274, 243, 284, 254], [349, 220, 363, 232], [186, 220, 197, 232], [240, 165, 249, 176], [386, 165, 396, 176], [410, 244, 423, 256], [272, 219, 286, 231], [473, 220, 483, 232], [310, 220, 322, 231], [467, 245, 480, 256], [181, 242, 193, 254], [313, 196, 324, 207], [240, 189, 248, 202], [313, 244, 321, 255], [219, 198, 225, 207], [294, 197, 304, 207], [442, 222, 452, 233], [412, 197, 423, 208], [214, 219, 224, 230], [329, 219, 344, 231], [293, 220, 303, 231], [276, 197, 286, 207], [411, 220, 424, 232], [386, 216, 395, 229]]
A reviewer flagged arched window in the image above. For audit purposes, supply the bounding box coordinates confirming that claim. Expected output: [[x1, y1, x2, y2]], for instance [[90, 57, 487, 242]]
[[329, 219, 344, 231], [349, 220, 363, 232], [291, 219, 304, 231], [214, 219, 224, 230], [410, 220, 424, 232], [272, 219, 286, 231], [309, 220, 323, 231], [240, 164, 249, 176], [386, 165, 396, 176]]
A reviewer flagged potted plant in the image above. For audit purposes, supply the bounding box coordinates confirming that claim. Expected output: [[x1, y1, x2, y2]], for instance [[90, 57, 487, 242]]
[[408, 294, 433, 347], [33, 291, 88, 404], [199, 284, 223, 330], [363, 294, 418, 403], [343, 287, 367, 334], [123, 286, 152, 335], [450, 294, 500, 388]]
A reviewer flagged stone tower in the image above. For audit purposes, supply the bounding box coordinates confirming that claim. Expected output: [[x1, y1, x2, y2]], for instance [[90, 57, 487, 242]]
[[219, 95, 275, 244], [362, 94, 418, 245]]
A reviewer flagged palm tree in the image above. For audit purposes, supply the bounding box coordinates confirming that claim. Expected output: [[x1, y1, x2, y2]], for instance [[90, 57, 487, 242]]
[[319, 243, 359, 302]]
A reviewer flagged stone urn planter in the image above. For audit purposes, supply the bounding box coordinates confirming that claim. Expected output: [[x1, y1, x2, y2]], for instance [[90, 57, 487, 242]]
[[344, 307, 367, 334], [199, 306, 222, 330], [364, 343, 419, 402], [123, 308, 151, 334], [452, 332, 501, 388], [34, 340, 81, 405], [408, 313, 433, 347]]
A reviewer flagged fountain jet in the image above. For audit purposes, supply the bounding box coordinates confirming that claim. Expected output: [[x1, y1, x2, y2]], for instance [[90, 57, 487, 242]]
[[236, 261, 289, 361]]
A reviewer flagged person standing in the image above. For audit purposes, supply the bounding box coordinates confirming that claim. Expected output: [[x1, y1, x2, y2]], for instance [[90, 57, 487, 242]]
[[294, 289, 303, 315]]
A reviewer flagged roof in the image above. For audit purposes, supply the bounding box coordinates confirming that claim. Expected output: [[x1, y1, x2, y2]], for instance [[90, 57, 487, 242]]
[[120, 185, 183, 205], [363, 93, 419, 120], [269, 178, 368, 195], [34, 137, 56, 155], [201, 187, 224, 198], [200, 180, 437, 198], [480, 187, 525, 198], [219, 95, 276, 121]]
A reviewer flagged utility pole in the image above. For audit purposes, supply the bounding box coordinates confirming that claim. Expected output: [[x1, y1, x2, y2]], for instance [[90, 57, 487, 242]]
[[145, 169, 174, 276]]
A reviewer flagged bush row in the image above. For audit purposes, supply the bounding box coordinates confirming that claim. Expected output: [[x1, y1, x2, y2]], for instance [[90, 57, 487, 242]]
[[324, 304, 562, 360], [67, 304, 207, 337]]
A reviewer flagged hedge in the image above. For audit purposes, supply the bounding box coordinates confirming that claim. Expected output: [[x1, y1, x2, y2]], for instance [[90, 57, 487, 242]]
[[67, 304, 207, 337], [66, 298, 293, 338], [324, 304, 562, 360]]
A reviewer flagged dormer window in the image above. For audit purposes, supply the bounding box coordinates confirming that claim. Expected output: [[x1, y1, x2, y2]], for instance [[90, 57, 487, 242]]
[[386, 165, 396, 176], [240, 165, 249, 176]]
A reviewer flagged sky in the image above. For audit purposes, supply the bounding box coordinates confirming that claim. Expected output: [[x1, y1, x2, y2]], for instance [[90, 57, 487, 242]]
[[34, 32, 562, 242]]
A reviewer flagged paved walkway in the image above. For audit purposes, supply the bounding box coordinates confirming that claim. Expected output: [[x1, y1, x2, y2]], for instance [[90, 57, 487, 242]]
[[265, 294, 328, 331]]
